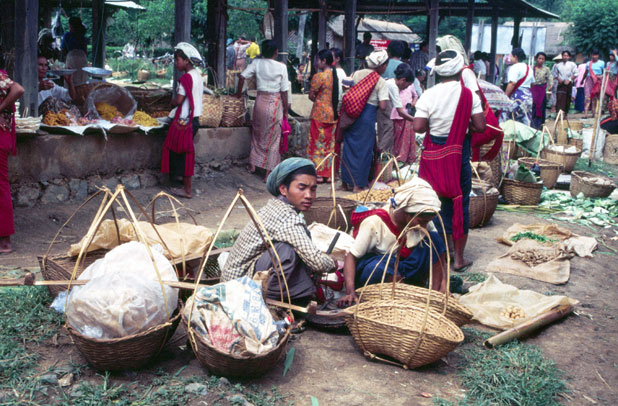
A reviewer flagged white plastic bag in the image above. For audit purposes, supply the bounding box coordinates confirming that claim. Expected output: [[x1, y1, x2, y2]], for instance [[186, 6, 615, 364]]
[[66, 241, 178, 339]]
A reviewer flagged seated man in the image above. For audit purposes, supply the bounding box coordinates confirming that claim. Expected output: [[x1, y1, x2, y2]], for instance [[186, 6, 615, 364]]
[[37, 54, 77, 116], [221, 158, 336, 303], [337, 177, 447, 307]]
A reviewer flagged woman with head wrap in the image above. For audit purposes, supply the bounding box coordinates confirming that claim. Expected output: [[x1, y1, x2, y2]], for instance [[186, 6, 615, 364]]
[[503, 48, 535, 126], [413, 50, 485, 273], [161, 42, 204, 198], [221, 158, 336, 302], [340, 50, 390, 192], [337, 178, 447, 306]]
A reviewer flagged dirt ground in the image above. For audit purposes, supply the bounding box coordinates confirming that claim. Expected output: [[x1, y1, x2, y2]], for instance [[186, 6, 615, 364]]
[[2, 165, 617, 405]]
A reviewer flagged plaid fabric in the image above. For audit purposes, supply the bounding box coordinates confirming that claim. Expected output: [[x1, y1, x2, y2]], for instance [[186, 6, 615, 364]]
[[221, 198, 336, 282], [343, 71, 380, 119]]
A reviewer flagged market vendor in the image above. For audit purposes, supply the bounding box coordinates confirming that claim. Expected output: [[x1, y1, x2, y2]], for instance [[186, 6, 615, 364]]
[[37, 55, 77, 116], [337, 178, 447, 307], [221, 158, 336, 303]]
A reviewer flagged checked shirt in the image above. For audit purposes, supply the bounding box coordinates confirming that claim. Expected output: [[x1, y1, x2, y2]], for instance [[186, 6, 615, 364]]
[[221, 198, 335, 281]]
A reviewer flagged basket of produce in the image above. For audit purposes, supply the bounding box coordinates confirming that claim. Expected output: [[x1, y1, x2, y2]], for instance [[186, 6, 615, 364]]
[[156, 68, 168, 79], [517, 157, 563, 189], [183, 191, 293, 377], [137, 69, 150, 82], [220, 95, 245, 127], [502, 178, 543, 205], [87, 83, 138, 120], [570, 171, 616, 198], [542, 144, 581, 173], [468, 179, 499, 228], [303, 197, 357, 231], [345, 227, 464, 369]]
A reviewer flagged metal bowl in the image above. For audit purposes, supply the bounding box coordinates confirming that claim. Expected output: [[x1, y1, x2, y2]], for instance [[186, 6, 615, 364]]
[[49, 69, 77, 76], [82, 67, 113, 78]]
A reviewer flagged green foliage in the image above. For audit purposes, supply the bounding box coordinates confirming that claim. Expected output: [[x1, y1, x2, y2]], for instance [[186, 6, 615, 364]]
[[563, 0, 618, 56]]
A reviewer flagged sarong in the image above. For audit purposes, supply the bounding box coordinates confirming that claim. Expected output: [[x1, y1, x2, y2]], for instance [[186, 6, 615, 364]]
[[307, 120, 335, 178], [584, 76, 595, 109], [0, 149, 13, 237], [530, 83, 547, 129], [250, 91, 282, 171], [392, 119, 416, 163], [169, 117, 200, 181], [341, 103, 377, 188], [355, 231, 445, 287], [575, 87, 585, 112], [508, 87, 533, 127], [556, 82, 573, 114], [376, 100, 394, 153]]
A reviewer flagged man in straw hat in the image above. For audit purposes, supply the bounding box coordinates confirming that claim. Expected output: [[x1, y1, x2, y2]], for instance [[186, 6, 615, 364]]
[[337, 177, 447, 307], [413, 49, 486, 273], [221, 158, 336, 303]]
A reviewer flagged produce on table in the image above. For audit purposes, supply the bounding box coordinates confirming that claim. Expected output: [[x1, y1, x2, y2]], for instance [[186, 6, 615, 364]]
[[43, 110, 71, 126], [96, 102, 123, 121], [150, 111, 170, 118], [501, 305, 526, 320], [111, 116, 137, 126], [132, 110, 159, 127]]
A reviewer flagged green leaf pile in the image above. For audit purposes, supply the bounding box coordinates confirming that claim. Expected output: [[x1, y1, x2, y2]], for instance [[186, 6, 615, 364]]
[[539, 191, 618, 228]]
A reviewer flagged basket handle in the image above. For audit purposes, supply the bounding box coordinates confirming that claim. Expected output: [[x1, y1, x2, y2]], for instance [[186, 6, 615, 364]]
[[362, 154, 398, 206], [471, 163, 489, 226], [316, 152, 342, 230]]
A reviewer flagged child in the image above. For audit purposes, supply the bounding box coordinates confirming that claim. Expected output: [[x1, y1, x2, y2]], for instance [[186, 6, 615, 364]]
[[389, 63, 418, 164], [161, 42, 203, 198]]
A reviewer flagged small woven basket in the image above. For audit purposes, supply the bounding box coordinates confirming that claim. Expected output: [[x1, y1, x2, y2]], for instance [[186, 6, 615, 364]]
[[542, 145, 582, 172], [517, 157, 563, 189], [469, 191, 499, 228], [602, 134, 618, 165], [503, 139, 517, 160], [200, 94, 223, 127], [356, 284, 473, 327], [502, 179, 543, 205], [220, 95, 246, 127], [570, 171, 616, 198], [66, 301, 181, 371], [302, 197, 357, 231]]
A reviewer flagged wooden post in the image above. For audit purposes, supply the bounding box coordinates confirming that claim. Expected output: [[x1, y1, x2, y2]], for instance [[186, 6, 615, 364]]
[[92, 0, 106, 68], [14, 0, 38, 117], [174, 0, 192, 94], [318, 0, 327, 50], [511, 16, 521, 48], [464, 0, 475, 54], [296, 12, 308, 61], [206, 0, 226, 88], [344, 0, 357, 75], [310, 11, 319, 78], [1, 2, 15, 77], [427, 0, 439, 88], [41, 5, 53, 29], [274, 0, 289, 64], [489, 8, 498, 84]]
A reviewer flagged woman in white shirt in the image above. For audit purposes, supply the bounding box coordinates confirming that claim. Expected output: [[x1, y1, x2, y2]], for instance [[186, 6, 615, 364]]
[[504, 48, 535, 126], [236, 40, 290, 181]]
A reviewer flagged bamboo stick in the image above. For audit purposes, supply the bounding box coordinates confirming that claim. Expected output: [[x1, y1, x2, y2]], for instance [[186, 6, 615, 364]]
[[0, 273, 202, 290], [589, 71, 609, 166], [484, 303, 574, 348]]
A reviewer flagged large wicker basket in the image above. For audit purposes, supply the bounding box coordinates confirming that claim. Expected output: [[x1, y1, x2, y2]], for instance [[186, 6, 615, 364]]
[[303, 197, 357, 231], [200, 94, 223, 127], [570, 171, 616, 198], [66, 302, 181, 371], [344, 301, 464, 369], [38, 250, 106, 297], [517, 157, 563, 189], [469, 190, 499, 228], [502, 179, 543, 205], [220, 95, 246, 127], [603, 134, 618, 165], [125, 87, 173, 115], [356, 284, 473, 327], [542, 145, 582, 172]]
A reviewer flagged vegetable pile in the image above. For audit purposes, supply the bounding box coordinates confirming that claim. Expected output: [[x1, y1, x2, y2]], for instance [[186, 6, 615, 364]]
[[539, 191, 618, 228], [510, 232, 556, 244]]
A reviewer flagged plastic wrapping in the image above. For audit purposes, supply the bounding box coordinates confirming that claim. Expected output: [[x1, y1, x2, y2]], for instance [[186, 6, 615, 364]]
[[66, 241, 178, 339], [87, 85, 137, 120]]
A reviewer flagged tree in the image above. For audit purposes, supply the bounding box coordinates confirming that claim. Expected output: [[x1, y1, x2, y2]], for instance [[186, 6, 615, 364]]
[[563, 0, 618, 57]]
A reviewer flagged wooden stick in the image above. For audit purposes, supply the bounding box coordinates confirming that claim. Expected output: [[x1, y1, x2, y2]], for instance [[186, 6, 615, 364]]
[[0, 274, 203, 290], [589, 71, 609, 166], [484, 303, 574, 348]]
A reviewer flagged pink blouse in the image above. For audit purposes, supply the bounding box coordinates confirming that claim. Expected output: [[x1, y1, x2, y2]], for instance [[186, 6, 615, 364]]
[[390, 84, 417, 120]]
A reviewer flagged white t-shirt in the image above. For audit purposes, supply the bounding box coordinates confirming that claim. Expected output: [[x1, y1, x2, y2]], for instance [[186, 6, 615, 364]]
[[507, 62, 535, 89], [38, 83, 71, 107], [461, 68, 479, 94], [414, 81, 483, 138], [241, 58, 290, 93], [336, 67, 346, 101], [473, 60, 487, 76], [385, 79, 403, 109], [177, 69, 204, 119]]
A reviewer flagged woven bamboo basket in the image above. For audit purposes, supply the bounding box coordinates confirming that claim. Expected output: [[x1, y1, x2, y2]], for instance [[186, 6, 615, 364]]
[[220, 95, 246, 127], [570, 171, 616, 198], [602, 134, 618, 165], [542, 145, 582, 172], [503, 139, 517, 160], [568, 138, 583, 151], [125, 87, 173, 115], [200, 94, 223, 127], [344, 301, 463, 369], [303, 197, 357, 231], [517, 157, 563, 189], [38, 250, 106, 297], [137, 69, 150, 82], [469, 190, 499, 228], [66, 301, 182, 371], [480, 144, 503, 187], [356, 284, 473, 327], [502, 179, 543, 205]]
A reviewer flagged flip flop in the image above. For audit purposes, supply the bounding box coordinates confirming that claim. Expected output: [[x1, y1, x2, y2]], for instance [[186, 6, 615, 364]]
[[291, 320, 307, 334], [454, 261, 473, 273]]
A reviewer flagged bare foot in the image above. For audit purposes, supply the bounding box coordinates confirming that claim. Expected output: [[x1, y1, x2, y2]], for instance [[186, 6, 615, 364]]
[[170, 187, 192, 199], [338, 183, 350, 191], [352, 186, 366, 193], [247, 164, 256, 174], [453, 259, 473, 272], [0, 237, 12, 254]]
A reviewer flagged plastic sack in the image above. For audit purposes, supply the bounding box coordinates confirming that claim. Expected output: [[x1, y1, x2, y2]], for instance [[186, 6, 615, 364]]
[[308, 223, 355, 262], [87, 84, 137, 120], [183, 276, 279, 356], [68, 219, 213, 261], [459, 274, 579, 330], [66, 241, 178, 339]]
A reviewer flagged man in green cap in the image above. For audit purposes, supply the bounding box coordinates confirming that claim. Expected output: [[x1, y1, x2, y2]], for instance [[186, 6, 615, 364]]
[[221, 158, 336, 302]]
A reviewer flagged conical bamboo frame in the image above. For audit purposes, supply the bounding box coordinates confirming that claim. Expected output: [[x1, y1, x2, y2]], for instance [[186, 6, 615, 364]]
[[186, 189, 293, 353]]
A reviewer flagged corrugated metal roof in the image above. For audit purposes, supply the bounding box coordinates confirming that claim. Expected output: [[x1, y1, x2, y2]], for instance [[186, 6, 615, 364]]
[[328, 15, 422, 43]]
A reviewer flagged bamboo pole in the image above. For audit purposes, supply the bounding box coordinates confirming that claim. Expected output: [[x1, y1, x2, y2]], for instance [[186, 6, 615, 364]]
[[589, 71, 610, 166], [484, 303, 574, 348]]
